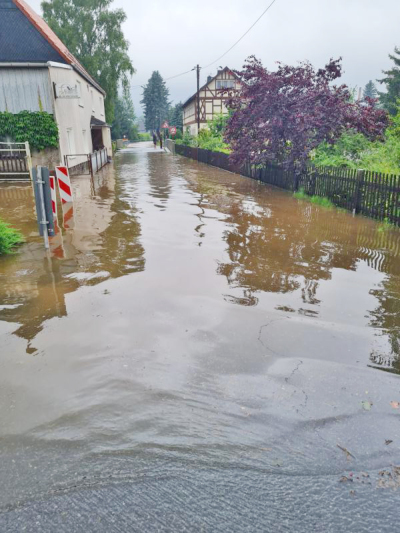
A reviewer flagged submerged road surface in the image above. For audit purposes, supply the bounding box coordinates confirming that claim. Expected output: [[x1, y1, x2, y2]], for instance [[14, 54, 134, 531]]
[[1, 143, 400, 532]]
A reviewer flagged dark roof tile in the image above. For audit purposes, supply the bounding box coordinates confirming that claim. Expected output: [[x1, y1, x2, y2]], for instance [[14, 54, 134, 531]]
[[0, 1, 65, 63]]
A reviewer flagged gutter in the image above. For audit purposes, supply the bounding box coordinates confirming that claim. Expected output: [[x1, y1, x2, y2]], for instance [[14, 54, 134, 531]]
[[0, 62, 48, 67], [0, 62, 71, 70]]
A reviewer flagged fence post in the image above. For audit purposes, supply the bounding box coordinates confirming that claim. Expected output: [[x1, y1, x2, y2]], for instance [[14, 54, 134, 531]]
[[310, 167, 317, 196], [293, 171, 300, 192], [25, 141, 33, 182], [353, 169, 364, 215]]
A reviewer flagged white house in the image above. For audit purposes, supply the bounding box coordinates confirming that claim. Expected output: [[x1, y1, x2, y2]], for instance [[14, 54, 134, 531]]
[[182, 67, 241, 136], [0, 0, 112, 171]]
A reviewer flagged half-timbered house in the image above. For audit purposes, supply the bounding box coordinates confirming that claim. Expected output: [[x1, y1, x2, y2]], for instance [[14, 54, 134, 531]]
[[182, 67, 240, 136]]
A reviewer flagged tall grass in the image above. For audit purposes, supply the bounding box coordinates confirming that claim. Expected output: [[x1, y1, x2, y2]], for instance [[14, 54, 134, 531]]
[[0, 219, 24, 255], [293, 188, 335, 208]]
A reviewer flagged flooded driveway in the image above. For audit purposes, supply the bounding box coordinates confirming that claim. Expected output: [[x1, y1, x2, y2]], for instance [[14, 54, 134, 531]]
[[1, 142, 400, 531]]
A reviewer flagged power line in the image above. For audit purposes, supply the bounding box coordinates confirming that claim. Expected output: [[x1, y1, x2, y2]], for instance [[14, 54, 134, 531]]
[[131, 67, 196, 90], [166, 67, 196, 81], [130, 0, 278, 91], [202, 0, 278, 70]]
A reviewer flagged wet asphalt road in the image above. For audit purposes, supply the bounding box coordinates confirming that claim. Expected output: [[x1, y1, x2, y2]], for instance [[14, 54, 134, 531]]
[[0, 143, 400, 531]]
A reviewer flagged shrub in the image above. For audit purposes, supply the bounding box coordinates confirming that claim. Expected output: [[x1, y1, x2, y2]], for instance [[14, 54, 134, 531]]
[[224, 57, 388, 172], [312, 108, 400, 174], [0, 219, 24, 255], [0, 111, 58, 151], [137, 132, 151, 142]]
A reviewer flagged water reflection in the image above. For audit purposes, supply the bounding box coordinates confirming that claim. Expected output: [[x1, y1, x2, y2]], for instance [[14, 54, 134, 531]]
[[1, 151, 400, 375], [184, 165, 400, 373], [147, 153, 173, 210], [0, 161, 145, 351], [369, 275, 400, 373]]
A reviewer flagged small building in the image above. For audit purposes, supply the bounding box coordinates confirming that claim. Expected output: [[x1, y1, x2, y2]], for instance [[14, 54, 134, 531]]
[[182, 67, 240, 136], [0, 0, 112, 171]]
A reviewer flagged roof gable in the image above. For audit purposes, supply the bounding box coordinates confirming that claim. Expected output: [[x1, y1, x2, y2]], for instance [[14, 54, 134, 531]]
[[0, 0, 105, 95], [182, 67, 239, 108]]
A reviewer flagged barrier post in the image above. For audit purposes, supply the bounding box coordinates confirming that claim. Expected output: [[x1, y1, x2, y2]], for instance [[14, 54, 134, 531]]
[[32, 166, 55, 249]]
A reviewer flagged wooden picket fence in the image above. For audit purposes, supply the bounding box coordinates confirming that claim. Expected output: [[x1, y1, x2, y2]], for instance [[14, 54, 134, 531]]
[[174, 144, 400, 227], [0, 142, 31, 181]]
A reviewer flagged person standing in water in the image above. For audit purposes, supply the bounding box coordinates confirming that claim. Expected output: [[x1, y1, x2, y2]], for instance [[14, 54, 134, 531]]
[[158, 130, 163, 150], [152, 131, 157, 149]]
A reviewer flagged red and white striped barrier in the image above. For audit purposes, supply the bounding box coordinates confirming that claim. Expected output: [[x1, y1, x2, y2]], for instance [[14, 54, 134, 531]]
[[55, 166, 73, 204], [49, 175, 58, 219], [62, 203, 74, 230]]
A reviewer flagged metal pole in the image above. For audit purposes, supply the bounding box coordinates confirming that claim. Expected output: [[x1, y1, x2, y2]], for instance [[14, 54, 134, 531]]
[[36, 166, 49, 249], [196, 64, 200, 133], [25, 141, 32, 182]]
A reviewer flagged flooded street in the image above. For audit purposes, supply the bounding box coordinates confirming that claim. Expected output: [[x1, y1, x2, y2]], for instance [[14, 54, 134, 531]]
[[1, 142, 400, 531]]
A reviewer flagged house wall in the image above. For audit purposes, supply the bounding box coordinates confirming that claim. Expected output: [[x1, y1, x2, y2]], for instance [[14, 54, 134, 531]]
[[0, 67, 53, 113], [0, 63, 112, 169], [48, 63, 110, 167], [183, 70, 240, 136]]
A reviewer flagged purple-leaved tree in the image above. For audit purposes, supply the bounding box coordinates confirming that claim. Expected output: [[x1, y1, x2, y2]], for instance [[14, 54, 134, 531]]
[[224, 57, 388, 172]]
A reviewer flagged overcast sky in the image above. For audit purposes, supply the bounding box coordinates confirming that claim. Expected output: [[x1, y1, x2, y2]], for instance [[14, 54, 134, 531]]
[[30, 0, 399, 116]]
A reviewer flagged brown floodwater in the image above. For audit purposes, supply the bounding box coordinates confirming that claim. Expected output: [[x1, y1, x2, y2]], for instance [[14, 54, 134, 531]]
[[1, 143, 400, 531]]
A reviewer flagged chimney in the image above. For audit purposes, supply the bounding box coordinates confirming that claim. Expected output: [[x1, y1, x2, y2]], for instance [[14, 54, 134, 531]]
[[207, 75, 212, 84]]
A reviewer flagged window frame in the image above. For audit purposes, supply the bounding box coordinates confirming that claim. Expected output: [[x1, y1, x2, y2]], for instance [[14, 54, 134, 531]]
[[216, 79, 235, 90], [66, 128, 76, 158]]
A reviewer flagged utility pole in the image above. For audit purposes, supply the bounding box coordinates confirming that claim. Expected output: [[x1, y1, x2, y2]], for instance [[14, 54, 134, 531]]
[[196, 64, 200, 133]]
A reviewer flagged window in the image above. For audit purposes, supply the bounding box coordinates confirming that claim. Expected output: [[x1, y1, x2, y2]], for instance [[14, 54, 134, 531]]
[[99, 96, 104, 116], [77, 80, 83, 107], [91, 90, 95, 112], [216, 80, 235, 90], [66, 128, 75, 157]]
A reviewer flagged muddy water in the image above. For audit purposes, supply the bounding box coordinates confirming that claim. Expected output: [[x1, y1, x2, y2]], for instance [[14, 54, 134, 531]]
[[1, 143, 400, 531]]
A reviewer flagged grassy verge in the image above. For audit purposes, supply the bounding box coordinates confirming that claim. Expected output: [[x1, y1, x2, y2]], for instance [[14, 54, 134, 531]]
[[377, 218, 397, 232], [293, 188, 335, 208], [0, 219, 24, 255]]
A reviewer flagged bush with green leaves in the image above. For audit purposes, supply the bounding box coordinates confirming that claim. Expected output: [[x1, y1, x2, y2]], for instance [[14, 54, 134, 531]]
[[313, 107, 400, 174], [176, 129, 196, 147], [176, 115, 231, 153], [138, 132, 151, 141], [0, 111, 58, 151], [0, 219, 24, 255], [196, 128, 230, 153]]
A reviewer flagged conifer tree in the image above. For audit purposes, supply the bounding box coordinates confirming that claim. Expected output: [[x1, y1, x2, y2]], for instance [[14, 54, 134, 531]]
[[169, 102, 183, 130], [112, 91, 138, 140], [378, 46, 400, 115], [140, 72, 170, 132], [363, 80, 378, 101]]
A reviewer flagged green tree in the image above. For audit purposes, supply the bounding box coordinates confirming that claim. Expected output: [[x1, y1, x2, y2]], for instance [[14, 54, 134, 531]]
[[168, 102, 183, 130], [363, 80, 378, 101], [378, 46, 400, 115], [140, 71, 170, 132], [41, 0, 134, 122], [112, 91, 138, 140]]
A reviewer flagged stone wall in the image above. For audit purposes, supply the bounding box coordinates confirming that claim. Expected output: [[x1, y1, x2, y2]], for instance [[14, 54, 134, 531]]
[[31, 147, 61, 170]]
